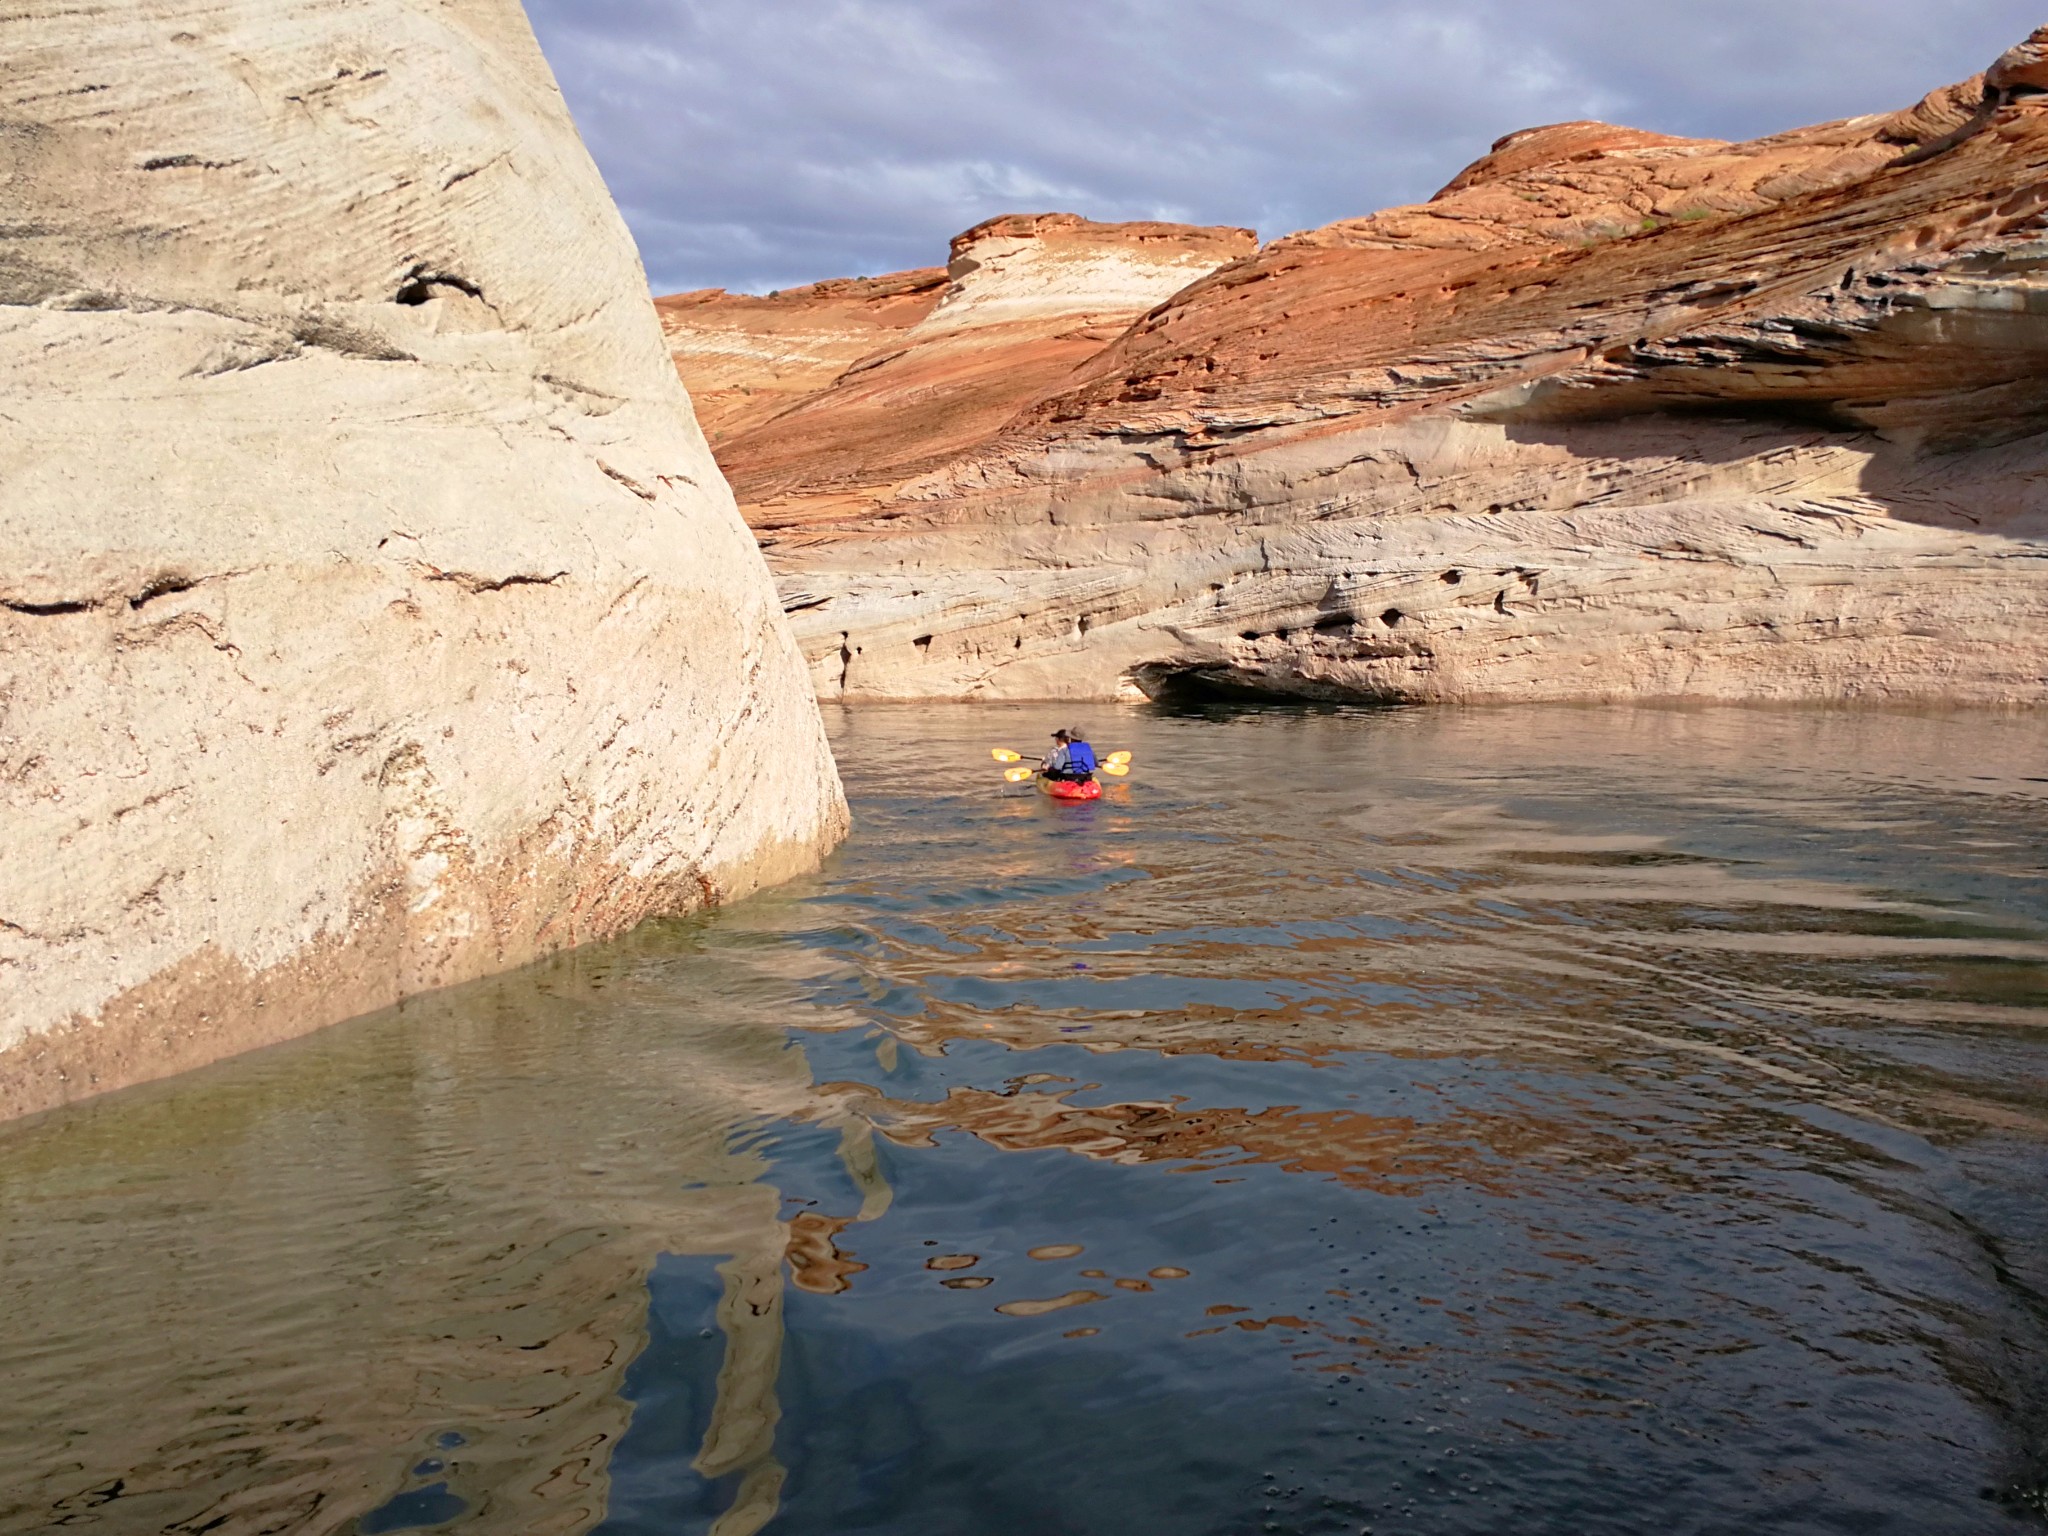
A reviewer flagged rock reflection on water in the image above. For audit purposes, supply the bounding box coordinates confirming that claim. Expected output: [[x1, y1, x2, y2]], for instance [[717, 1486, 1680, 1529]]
[[2, 704, 2048, 1535], [0, 948, 850, 1536]]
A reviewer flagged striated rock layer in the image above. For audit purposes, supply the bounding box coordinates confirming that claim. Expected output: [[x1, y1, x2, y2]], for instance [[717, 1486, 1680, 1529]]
[[675, 34, 2048, 704], [666, 214, 1258, 520], [656, 265, 949, 443], [0, 0, 847, 1119]]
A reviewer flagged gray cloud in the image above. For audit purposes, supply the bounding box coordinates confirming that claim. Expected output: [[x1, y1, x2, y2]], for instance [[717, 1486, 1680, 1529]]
[[522, 0, 2043, 295]]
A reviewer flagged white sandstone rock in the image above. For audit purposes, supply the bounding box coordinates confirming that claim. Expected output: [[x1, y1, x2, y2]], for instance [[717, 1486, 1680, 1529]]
[[914, 214, 1254, 336], [0, 0, 847, 1118]]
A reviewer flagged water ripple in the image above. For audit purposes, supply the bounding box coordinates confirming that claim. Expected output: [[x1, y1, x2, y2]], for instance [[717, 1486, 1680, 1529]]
[[1, 705, 2045, 1534]]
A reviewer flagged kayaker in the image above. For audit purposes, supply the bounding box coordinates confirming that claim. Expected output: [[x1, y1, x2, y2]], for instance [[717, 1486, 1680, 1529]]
[[1044, 727, 1098, 783]]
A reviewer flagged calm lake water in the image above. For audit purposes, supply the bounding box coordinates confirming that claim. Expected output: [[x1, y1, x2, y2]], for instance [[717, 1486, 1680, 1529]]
[[3, 704, 2048, 1536]]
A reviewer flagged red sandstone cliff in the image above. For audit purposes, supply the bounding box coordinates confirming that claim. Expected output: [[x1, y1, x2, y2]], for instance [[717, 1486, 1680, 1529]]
[[656, 266, 947, 442], [664, 215, 1257, 512], [670, 29, 2048, 704]]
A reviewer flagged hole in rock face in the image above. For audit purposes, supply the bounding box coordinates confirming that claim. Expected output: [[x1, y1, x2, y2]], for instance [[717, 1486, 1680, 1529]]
[[1440, 570, 1462, 585], [913, 634, 932, 653], [1380, 608, 1405, 627], [1238, 630, 1260, 641], [1314, 613, 1352, 633], [394, 269, 485, 306], [3, 598, 92, 616]]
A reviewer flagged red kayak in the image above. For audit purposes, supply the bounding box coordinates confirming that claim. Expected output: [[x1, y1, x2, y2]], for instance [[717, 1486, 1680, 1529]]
[[1041, 776, 1102, 802]]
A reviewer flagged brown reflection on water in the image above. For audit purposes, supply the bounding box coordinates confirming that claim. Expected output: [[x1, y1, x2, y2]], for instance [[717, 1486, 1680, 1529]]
[[808, 742, 2048, 1144], [827, 1080, 1608, 1202], [786, 1213, 868, 1295]]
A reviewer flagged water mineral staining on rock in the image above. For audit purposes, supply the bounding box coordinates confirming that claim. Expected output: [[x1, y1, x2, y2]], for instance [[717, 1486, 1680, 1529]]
[[0, 0, 847, 1118], [669, 35, 2048, 704]]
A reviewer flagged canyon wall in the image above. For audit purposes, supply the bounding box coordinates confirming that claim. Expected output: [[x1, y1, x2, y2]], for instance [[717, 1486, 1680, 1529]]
[[657, 265, 948, 444], [676, 214, 1258, 527], [672, 35, 2048, 704], [0, 0, 848, 1119]]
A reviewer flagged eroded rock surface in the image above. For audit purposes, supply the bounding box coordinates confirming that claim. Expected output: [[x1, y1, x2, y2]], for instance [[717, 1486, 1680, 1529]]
[[0, 0, 847, 1118], [673, 35, 2048, 704]]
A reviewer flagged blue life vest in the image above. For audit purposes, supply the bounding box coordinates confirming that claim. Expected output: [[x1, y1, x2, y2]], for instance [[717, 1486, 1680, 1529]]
[[1067, 741, 1098, 774]]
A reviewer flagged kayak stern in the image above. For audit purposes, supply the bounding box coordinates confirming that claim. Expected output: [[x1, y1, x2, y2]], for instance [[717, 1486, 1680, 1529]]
[[1041, 777, 1102, 802]]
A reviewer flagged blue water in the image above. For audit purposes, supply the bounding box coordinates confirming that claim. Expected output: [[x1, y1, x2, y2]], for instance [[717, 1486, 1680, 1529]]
[[1, 703, 2045, 1535]]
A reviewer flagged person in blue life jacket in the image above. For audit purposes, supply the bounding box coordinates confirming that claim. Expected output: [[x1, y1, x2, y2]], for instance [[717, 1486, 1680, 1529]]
[[1043, 727, 1098, 782]]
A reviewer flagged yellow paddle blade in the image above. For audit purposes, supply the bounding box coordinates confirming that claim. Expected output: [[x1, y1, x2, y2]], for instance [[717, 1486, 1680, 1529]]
[[992, 748, 1023, 762], [1003, 766, 1035, 783], [1100, 762, 1130, 777], [1105, 751, 1132, 765]]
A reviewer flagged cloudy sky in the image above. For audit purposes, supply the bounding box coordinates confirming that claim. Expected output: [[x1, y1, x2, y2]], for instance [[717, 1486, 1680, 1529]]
[[523, 0, 2042, 296]]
